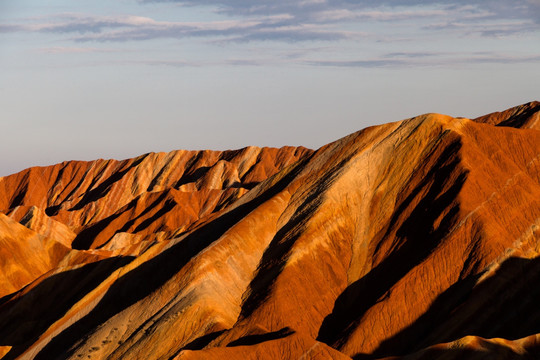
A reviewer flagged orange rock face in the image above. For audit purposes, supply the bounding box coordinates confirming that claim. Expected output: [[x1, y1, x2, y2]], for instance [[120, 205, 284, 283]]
[[0, 102, 539, 360]]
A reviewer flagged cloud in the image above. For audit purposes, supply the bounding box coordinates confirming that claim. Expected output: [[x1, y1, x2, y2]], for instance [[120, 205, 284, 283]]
[[1, 13, 353, 43], [38, 46, 100, 54], [144, 0, 540, 23], [1, 14, 162, 34], [37, 46, 122, 54], [306, 51, 540, 68], [3, 1, 538, 44], [423, 19, 538, 37], [306, 58, 408, 68], [117, 50, 540, 69], [311, 8, 450, 22]]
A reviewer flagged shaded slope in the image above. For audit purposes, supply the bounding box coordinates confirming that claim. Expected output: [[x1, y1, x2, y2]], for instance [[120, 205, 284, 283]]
[[472, 101, 540, 130]]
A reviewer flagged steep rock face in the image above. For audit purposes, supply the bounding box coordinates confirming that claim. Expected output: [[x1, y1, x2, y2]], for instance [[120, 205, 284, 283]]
[[0, 102, 539, 360]]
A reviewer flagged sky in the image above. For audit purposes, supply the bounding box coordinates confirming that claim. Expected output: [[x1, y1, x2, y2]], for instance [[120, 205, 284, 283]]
[[1, 0, 539, 176]]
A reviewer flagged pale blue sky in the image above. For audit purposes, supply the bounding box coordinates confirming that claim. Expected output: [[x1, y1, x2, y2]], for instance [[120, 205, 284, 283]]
[[1, 0, 539, 176]]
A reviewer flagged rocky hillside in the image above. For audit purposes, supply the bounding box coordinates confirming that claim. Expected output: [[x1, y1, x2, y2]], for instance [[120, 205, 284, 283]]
[[0, 101, 539, 360]]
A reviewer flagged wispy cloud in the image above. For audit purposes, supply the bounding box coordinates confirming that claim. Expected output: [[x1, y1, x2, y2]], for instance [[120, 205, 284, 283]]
[[145, 0, 540, 23], [37, 46, 121, 54], [1, 1, 538, 71], [111, 50, 540, 69], [306, 58, 408, 68], [1, 13, 354, 42], [2, 1, 538, 44], [311, 8, 450, 22], [423, 19, 538, 37], [306, 51, 540, 68]]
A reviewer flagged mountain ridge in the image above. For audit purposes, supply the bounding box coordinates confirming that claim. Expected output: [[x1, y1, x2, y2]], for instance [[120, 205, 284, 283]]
[[0, 101, 539, 360]]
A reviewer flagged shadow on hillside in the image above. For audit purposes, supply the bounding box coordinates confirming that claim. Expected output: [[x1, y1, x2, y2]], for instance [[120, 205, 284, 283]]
[[73, 177, 263, 250], [352, 256, 540, 359], [32, 155, 313, 360], [317, 139, 466, 346], [72, 189, 172, 249], [227, 327, 295, 347], [0, 256, 134, 360], [181, 330, 227, 351], [69, 156, 147, 212], [175, 165, 210, 187], [238, 151, 358, 321], [498, 103, 540, 128]]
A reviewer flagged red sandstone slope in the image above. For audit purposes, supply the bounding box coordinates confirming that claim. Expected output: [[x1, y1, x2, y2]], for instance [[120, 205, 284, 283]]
[[0, 102, 539, 360], [0, 146, 311, 297]]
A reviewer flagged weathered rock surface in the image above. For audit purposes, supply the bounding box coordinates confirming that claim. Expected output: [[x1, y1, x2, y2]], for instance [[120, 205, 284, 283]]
[[0, 102, 539, 360]]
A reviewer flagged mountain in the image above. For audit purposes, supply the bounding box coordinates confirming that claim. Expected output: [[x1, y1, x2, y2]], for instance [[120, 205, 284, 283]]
[[0, 101, 539, 360]]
